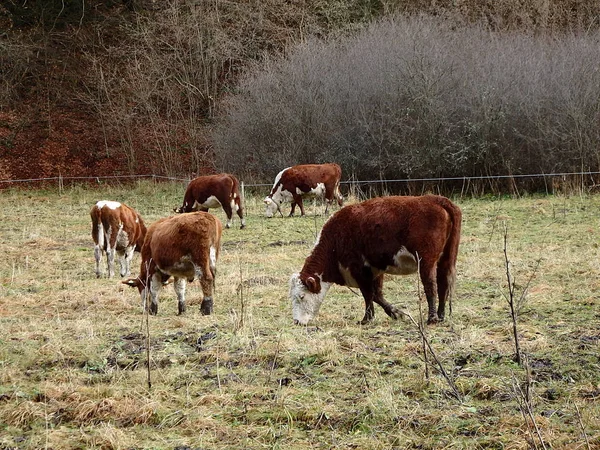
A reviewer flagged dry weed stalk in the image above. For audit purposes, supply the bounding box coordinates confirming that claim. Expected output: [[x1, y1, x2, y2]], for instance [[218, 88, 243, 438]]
[[574, 402, 592, 450], [415, 253, 430, 381], [502, 222, 541, 366], [511, 369, 547, 450]]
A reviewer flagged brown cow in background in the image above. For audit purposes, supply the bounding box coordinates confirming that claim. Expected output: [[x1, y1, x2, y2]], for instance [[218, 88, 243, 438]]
[[264, 163, 343, 217], [175, 173, 245, 229]]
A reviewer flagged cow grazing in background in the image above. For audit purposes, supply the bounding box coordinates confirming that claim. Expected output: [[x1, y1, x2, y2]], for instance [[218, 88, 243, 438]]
[[90, 200, 147, 278], [289, 195, 462, 326], [123, 212, 222, 316], [264, 163, 343, 218], [174, 173, 245, 229]]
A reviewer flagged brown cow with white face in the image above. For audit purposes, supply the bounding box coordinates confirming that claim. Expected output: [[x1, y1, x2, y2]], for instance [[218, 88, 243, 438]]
[[90, 200, 147, 278], [175, 173, 245, 229], [123, 211, 222, 316], [264, 163, 343, 218], [289, 195, 462, 326]]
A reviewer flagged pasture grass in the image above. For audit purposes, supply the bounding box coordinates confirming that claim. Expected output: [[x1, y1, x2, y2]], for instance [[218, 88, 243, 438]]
[[0, 181, 599, 449]]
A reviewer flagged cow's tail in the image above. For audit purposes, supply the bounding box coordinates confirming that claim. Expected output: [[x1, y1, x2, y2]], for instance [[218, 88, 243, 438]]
[[90, 206, 105, 248], [438, 197, 462, 315]]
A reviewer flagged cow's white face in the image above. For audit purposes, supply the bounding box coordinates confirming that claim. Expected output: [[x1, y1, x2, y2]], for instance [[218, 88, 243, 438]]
[[289, 273, 330, 325], [264, 196, 279, 218]]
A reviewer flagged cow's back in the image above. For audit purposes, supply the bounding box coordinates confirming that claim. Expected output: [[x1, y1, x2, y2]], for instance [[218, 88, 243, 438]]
[[321, 195, 456, 268]]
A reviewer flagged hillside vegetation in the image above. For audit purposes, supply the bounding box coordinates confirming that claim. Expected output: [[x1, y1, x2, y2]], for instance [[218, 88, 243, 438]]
[[1, 0, 599, 189]]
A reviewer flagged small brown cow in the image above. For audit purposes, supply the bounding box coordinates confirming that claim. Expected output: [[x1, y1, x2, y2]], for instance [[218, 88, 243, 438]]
[[123, 211, 222, 316], [289, 195, 462, 325], [264, 163, 343, 217], [175, 173, 245, 229], [90, 200, 147, 278]]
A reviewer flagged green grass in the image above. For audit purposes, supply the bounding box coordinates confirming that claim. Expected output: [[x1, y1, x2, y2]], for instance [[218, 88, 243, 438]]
[[0, 181, 599, 449]]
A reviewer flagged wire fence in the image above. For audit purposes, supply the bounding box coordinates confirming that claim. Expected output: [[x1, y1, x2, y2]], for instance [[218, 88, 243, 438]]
[[1, 170, 599, 193]]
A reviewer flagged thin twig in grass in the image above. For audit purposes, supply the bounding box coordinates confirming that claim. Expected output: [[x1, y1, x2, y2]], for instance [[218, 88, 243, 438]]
[[404, 312, 462, 402], [139, 259, 152, 390], [511, 371, 547, 450], [574, 402, 592, 450], [216, 345, 222, 395], [266, 333, 281, 385], [502, 222, 541, 366], [415, 252, 430, 381], [503, 222, 522, 366], [236, 256, 245, 333]]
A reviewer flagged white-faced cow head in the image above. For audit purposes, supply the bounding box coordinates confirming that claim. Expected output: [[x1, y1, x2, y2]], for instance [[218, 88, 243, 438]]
[[264, 196, 282, 218], [288, 273, 331, 325]]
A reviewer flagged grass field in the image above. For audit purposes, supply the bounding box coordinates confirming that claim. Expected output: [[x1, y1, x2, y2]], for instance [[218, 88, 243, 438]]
[[0, 181, 599, 450]]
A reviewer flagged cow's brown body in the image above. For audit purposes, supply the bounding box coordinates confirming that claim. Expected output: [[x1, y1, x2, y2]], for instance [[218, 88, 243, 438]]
[[264, 163, 343, 217], [90, 201, 147, 278], [124, 212, 222, 315], [289, 195, 462, 325], [175, 173, 245, 229]]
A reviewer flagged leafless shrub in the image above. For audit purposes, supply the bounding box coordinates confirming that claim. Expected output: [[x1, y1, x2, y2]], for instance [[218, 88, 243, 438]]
[[214, 15, 600, 189]]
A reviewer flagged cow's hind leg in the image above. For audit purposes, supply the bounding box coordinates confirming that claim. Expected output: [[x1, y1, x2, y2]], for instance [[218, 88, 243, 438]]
[[420, 261, 440, 324], [222, 201, 234, 229], [436, 262, 455, 321], [94, 245, 103, 278], [235, 199, 246, 229], [194, 260, 214, 315], [173, 277, 186, 315]]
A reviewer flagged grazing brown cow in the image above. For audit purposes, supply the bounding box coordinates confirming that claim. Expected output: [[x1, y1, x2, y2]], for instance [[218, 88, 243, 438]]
[[289, 195, 462, 325], [175, 173, 245, 229], [90, 200, 147, 278], [264, 163, 343, 217], [123, 212, 222, 316]]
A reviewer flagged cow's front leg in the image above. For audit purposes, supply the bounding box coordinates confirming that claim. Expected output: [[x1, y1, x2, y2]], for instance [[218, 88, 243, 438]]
[[173, 277, 186, 315], [121, 246, 134, 277], [289, 202, 297, 217], [371, 275, 404, 320], [148, 272, 163, 315], [106, 247, 116, 278], [357, 272, 376, 324]]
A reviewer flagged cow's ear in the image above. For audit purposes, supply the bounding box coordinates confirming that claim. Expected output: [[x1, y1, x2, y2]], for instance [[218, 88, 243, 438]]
[[305, 276, 320, 293]]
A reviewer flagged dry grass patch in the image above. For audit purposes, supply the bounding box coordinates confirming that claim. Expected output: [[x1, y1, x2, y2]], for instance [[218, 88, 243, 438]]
[[0, 182, 599, 449]]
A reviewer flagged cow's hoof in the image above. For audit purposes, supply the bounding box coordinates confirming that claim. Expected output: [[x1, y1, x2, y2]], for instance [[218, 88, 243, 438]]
[[200, 298, 213, 316], [427, 315, 440, 325]]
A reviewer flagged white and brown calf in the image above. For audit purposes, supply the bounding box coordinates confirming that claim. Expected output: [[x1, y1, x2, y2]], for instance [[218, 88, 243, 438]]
[[289, 195, 462, 325], [123, 211, 222, 315], [90, 200, 147, 278]]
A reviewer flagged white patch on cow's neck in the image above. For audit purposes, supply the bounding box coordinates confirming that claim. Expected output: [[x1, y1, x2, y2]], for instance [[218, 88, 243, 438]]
[[271, 167, 290, 192], [97, 200, 121, 210], [338, 264, 359, 288]]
